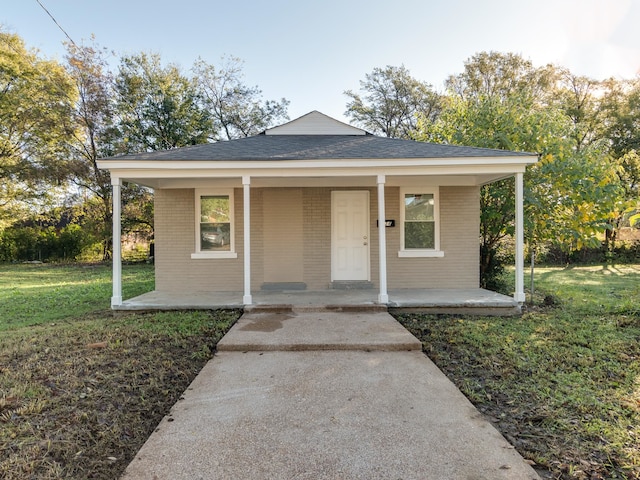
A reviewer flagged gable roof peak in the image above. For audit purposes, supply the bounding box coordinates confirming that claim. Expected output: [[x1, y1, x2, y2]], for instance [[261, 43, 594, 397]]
[[264, 110, 368, 136]]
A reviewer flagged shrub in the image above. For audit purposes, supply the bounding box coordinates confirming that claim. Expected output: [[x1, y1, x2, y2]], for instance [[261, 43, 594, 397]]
[[58, 224, 92, 260], [0, 227, 39, 261], [480, 244, 508, 293], [0, 224, 94, 262], [534, 240, 640, 265]]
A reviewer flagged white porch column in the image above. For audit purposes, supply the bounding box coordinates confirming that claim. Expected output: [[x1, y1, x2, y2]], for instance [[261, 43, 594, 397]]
[[242, 176, 252, 304], [514, 172, 526, 303], [111, 178, 122, 307], [377, 175, 389, 304]]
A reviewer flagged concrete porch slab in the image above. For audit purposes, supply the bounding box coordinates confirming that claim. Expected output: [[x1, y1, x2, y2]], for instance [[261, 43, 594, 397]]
[[115, 288, 520, 315], [387, 288, 522, 316]]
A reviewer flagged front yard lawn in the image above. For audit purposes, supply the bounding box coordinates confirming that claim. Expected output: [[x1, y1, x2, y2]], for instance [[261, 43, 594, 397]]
[[396, 264, 640, 480], [1, 263, 639, 479], [0, 263, 240, 479]]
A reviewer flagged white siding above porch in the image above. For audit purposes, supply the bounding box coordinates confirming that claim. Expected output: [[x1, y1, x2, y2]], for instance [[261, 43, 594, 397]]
[[264, 111, 367, 136]]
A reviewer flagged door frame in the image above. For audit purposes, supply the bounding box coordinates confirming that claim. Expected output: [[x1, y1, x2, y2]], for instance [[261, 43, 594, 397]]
[[330, 190, 371, 281]]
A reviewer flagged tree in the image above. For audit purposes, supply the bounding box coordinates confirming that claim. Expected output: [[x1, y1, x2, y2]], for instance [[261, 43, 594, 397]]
[[1, 33, 290, 260], [553, 70, 607, 153], [0, 29, 76, 228], [603, 78, 640, 157], [527, 149, 623, 259], [600, 79, 640, 243], [121, 184, 154, 238], [417, 52, 623, 285], [446, 51, 555, 104], [193, 56, 289, 140], [113, 52, 212, 153], [417, 53, 561, 286], [65, 39, 117, 259], [344, 65, 441, 138], [531, 71, 623, 257], [616, 149, 640, 229]]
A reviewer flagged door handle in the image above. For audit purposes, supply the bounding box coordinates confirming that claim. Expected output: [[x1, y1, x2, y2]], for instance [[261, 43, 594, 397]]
[[363, 242, 368, 245]]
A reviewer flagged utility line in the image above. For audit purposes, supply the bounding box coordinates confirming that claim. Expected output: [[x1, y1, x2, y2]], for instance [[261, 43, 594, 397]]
[[35, 0, 76, 46]]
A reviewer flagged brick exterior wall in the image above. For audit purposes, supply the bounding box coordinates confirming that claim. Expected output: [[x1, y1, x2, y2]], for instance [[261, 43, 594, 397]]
[[386, 186, 480, 288], [263, 189, 304, 283], [154, 189, 243, 292], [154, 185, 480, 293], [302, 188, 332, 289]]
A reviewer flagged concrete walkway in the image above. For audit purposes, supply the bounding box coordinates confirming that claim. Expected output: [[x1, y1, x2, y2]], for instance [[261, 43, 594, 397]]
[[121, 310, 540, 480]]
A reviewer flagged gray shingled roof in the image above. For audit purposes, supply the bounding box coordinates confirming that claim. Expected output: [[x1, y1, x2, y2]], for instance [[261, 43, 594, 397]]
[[103, 134, 536, 161]]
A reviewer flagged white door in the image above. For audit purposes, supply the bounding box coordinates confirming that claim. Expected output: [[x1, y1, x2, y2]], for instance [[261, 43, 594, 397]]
[[331, 191, 370, 281]]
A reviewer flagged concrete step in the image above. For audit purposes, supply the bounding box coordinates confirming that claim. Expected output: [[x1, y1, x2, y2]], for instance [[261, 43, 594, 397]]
[[217, 311, 422, 352], [330, 280, 374, 290], [244, 304, 388, 314]]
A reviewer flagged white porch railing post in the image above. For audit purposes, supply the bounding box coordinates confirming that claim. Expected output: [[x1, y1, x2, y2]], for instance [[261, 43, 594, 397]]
[[514, 172, 526, 303], [111, 178, 122, 307], [377, 175, 389, 303], [242, 176, 252, 304]]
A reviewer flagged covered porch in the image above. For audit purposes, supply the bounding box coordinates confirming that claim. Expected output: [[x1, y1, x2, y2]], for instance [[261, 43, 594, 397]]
[[113, 287, 521, 316], [107, 172, 528, 312], [107, 170, 528, 316]]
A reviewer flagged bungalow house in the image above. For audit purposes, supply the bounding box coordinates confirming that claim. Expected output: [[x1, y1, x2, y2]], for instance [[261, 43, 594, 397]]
[[97, 111, 537, 312]]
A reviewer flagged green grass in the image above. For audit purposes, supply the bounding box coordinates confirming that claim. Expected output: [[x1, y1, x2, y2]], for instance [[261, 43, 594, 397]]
[[0, 263, 154, 330], [0, 263, 240, 479], [396, 264, 640, 480], [534, 264, 640, 315]]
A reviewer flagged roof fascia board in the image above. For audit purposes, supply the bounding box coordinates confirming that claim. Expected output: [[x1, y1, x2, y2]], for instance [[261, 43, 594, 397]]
[[97, 156, 537, 171], [106, 164, 528, 181]]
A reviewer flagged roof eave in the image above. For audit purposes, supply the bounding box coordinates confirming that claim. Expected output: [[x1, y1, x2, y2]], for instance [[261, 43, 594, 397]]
[[97, 155, 537, 172]]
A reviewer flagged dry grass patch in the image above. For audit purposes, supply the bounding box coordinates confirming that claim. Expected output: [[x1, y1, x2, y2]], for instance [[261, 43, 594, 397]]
[[0, 309, 240, 479]]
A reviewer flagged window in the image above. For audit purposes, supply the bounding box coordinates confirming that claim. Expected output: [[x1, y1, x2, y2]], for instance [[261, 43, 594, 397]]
[[192, 190, 237, 259], [399, 188, 443, 257]]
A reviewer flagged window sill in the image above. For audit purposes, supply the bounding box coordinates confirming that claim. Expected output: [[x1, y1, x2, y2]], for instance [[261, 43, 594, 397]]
[[398, 250, 445, 258], [191, 252, 238, 260]]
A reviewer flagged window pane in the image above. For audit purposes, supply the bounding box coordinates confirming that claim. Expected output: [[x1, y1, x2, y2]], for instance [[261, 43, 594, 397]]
[[405, 222, 435, 249], [405, 194, 434, 222], [201, 196, 230, 223], [201, 223, 231, 251]]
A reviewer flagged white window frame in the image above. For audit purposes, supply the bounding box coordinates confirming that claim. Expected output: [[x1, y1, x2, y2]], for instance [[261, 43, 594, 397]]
[[191, 188, 238, 259], [398, 187, 444, 258]]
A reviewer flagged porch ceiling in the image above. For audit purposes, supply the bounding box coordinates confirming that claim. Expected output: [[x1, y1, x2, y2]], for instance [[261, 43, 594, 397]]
[[119, 172, 518, 189]]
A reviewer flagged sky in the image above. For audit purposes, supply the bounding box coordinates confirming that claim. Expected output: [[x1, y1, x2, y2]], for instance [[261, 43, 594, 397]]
[[2, 0, 640, 123]]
